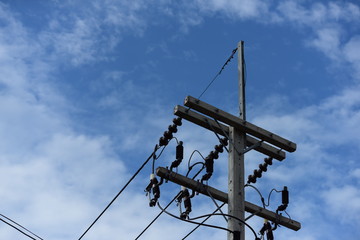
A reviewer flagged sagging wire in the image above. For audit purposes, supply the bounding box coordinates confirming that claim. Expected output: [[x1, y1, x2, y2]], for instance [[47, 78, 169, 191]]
[[182, 202, 226, 240], [185, 150, 206, 178], [186, 162, 205, 179], [187, 150, 206, 170], [157, 202, 232, 234], [134, 192, 181, 240], [244, 184, 266, 208], [190, 213, 260, 240], [0, 214, 44, 240]]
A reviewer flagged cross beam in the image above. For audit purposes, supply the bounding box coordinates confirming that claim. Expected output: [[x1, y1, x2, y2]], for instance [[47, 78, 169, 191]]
[[174, 105, 286, 160], [183, 95, 297, 152], [156, 167, 301, 231]]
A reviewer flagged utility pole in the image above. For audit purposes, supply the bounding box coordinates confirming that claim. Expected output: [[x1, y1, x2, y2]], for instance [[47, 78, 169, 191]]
[[228, 41, 246, 240], [156, 41, 301, 239]]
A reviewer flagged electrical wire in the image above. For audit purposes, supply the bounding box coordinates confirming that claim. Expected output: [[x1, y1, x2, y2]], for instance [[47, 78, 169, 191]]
[[182, 203, 226, 240], [0, 217, 39, 240], [157, 202, 232, 234], [197, 48, 238, 100], [77, 145, 160, 240], [186, 162, 205, 178], [134, 192, 181, 239], [205, 118, 229, 153], [187, 150, 206, 169], [190, 213, 258, 240], [0, 214, 44, 240], [244, 184, 266, 208], [266, 188, 281, 207], [205, 186, 228, 223]]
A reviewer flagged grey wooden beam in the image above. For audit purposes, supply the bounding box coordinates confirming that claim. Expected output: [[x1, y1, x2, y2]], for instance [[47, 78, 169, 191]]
[[174, 105, 286, 160], [183, 96, 297, 152], [156, 167, 301, 231]]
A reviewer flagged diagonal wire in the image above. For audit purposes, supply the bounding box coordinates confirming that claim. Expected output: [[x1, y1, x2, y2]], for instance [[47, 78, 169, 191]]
[[78, 146, 159, 240], [134, 192, 181, 239], [0, 217, 38, 240], [0, 214, 44, 240], [197, 48, 238, 100], [182, 202, 226, 240], [135, 166, 206, 239]]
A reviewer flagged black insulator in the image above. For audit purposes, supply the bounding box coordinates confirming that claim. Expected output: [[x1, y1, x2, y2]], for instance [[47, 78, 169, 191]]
[[215, 144, 224, 153], [176, 142, 184, 160], [210, 150, 219, 160], [173, 117, 182, 126], [247, 175, 256, 184], [164, 130, 173, 140], [220, 138, 228, 146], [254, 169, 262, 178], [282, 186, 289, 205], [266, 226, 274, 240], [205, 157, 214, 173], [159, 136, 168, 146], [264, 157, 273, 165], [168, 124, 178, 133], [149, 199, 157, 207], [259, 163, 268, 172]]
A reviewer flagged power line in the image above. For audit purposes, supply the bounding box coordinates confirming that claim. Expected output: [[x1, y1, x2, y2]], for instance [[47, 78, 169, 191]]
[[134, 192, 182, 239], [0, 216, 42, 240], [197, 48, 238, 100], [182, 202, 226, 240], [157, 202, 232, 234], [135, 162, 206, 239], [77, 146, 159, 240], [0, 214, 44, 240]]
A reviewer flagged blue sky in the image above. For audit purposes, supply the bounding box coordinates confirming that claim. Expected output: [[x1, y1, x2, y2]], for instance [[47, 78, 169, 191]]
[[0, 0, 359, 239]]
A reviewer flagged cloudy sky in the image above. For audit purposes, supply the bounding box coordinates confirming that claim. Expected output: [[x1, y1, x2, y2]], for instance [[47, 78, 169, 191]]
[[0, 0, 359, 239]]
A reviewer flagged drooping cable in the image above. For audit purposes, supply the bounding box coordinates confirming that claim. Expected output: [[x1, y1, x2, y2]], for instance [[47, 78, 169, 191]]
[[134, 192, 181, 239], [187, 150, 206, 169], [190, 213, 259, 240], [0, 214, 44, 240], [182, 202, 226, 240], [157, 202, 232, 233], [0, 217, 39, 240], [77, 146, 159, 240], [244, 184, 266, 208]]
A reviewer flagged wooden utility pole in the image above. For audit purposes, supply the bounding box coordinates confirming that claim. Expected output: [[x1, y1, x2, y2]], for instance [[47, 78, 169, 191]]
[[227, 41, 246, 240], [156, 41, 300, 239]]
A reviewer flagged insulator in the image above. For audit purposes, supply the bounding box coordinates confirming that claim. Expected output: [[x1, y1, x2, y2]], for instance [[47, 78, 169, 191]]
[[173, 117, 182, 126], [215, 144, 224, 153], [264, 157, 273, 165], [176, 141, 183, 160], [159, 136, 168, 146], [204, 157, 214, 173], [163, 130, 173, 140], [282, 186, 289, 205], [259, 163, 267, 172], [168, 124, 178, 133], [247, 175, 256, 184], [210, 150, 219, 160], [220, 138, 228, 146], [147, 175, 160, 207], [254, 169, 262, 178]]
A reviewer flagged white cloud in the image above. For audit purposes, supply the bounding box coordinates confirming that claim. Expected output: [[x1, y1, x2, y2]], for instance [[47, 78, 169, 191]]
[[322, 185, 360, 223], [195, 0, 270, 19]]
